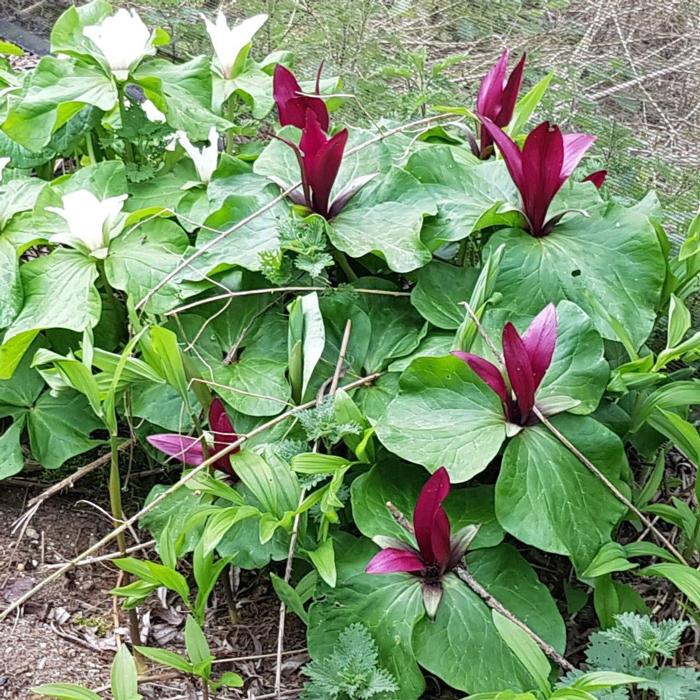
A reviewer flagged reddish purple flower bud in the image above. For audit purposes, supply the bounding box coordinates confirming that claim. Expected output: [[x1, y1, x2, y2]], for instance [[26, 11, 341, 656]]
[[273, 63, 329, 132], [365, 468, 478, 617], [480, 118, 596, 236], [208, 398, 239, 477], [146, 398, 239, 478], [583, 169, 607, 189], [475, 49, 526, 159], [452, 304, 557, 425]]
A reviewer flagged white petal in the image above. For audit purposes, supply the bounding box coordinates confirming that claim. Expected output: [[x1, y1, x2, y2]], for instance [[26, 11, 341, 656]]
[[84, 8, 154, 77], [202, 11, 267, 78], [141, 99, 166, 123], [0, 157, 10, 178]]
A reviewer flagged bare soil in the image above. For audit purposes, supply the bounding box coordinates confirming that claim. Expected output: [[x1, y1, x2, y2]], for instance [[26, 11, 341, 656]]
[[0, 484, 307, 699]]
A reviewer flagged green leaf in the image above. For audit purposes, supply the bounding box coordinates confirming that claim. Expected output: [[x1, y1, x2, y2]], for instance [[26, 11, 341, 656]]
[[134, 57, 231, 141], [327, 167, 436, 273], [217, 671, 244, 688], [410, 261, 478, 329], [50, 0, 112, 58], [184, 615, 212, 672], [0, 414, 26, 479], [484, 204, 666, 349], [641, 563, 700, 609], [134, 646, 193, 674], [413, 545, 565, 694], [406, 150, 520, 247], [583, 543, 637, 578], [571, 671, 645, 691], [191, 192, 284, 275], [351, 460, 503, 550], [230, 448, 299, 517], [111, 646, 140, 700], [0, 237, 22, 329], [307, 535, 426, 700], [492, 611, 551, 696], [3, 57, 117, 148], [472, 300, 608, 415], [31, 684, 101, 700], [667, 294, 691, 348], [297, 292, 326, 401], [646, 408, 700, 465], [495, 414, 628, 571], [0, 250, 100, 379], [632, 381, 700, 432], [27, 390, 103, 469], [376, 355, 506, 481], [306, 538, 337, 587], [143, 326, 189, 400], [270, 572, 309, 624], [105, 219, 206, 315], [508, 71, 554, 137]]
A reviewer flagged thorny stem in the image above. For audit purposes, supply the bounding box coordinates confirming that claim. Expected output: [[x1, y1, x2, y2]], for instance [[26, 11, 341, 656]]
[[461, 300, 691, 567], [386, 502, 574, 673], [109, 435, 144, 669], [135, 111, 463, 313], [0, 372, 381, 622], [274, 320, 353, 699]]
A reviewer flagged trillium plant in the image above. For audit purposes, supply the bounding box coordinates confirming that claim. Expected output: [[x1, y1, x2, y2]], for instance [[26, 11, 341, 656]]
[[1, 5, 698, 700], [452, 303, 557, 427], [366, 467, 479, 617]]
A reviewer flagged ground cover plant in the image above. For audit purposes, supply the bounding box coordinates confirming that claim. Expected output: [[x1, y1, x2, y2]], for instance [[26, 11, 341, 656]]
[[1, 2, 700, 698]]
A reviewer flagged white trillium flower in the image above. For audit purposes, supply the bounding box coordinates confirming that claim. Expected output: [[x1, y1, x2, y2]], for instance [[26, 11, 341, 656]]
[[202, 10, 268, 79], [83, 8, 155, 81], [141, 99, 166, 123], [0, 157, 10, 179], [176, 127, 219, 184], [46, 190, 128, 259]]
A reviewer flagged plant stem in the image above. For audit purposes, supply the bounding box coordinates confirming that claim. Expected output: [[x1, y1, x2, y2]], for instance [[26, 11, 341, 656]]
[[109, 435, 144, 668], [221, 564, 239, 625], [457, 238, 468, 267], [332, 250, 358, 282], [85, 132, 98, 165], [117, 83, 135, 163], [225, 95, 236, 154]]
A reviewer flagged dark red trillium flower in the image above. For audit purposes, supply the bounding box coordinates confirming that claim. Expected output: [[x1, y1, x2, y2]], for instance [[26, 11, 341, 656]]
[[473, 49, 526, 159], [480, 117, 597, 237], [273, 63, 329, 132], [583, 169, 607, 189], [147, 398, 239, 478], [366, 467, 479, 618], [452, 304, 557, 426]]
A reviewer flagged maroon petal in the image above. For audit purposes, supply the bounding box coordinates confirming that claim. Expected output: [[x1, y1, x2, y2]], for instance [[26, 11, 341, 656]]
[[496, 52, 526, 127], [476, 49, 509, 118], [479, 117, 525, 193], [273, 64, 329, 131], [520, 121, 565, 236], [451, 351, 508, 405], [503, 322, 536, 421], [561, 133, 596, 177], [301, 110, 347, 218], [147, 434, 205, 466], [413, 467, 452, 571], [209, 398, 239, 476], [583, 169, 607, 189], [366, 547, 425, 574], [521, 303, 557, 388]]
